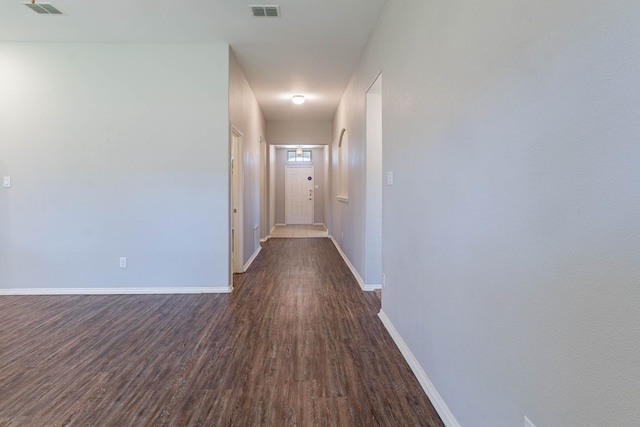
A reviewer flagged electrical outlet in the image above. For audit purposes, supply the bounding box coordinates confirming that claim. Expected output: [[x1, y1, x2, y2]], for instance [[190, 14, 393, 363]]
[[524, 416, 536, 427], [119, 257, 127, 268]]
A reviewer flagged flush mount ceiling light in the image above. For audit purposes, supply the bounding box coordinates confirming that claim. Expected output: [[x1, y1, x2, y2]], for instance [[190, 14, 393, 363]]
[[296, 146, 303, 155], [292, 95, 305, 104]]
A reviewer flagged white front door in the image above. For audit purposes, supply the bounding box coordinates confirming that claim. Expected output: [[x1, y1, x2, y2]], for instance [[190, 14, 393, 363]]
[[285, 166, 314, 224]]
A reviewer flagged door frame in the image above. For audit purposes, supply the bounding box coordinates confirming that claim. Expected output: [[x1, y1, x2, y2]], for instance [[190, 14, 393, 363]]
[[231, 126, 244, 277], [365, 73, 383, 289], [260, 136, 268, 241], [285, 165, 315, 225]]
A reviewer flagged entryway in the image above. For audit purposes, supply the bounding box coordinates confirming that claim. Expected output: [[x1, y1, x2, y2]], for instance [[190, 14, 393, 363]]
[[285, 165, 314, 224]]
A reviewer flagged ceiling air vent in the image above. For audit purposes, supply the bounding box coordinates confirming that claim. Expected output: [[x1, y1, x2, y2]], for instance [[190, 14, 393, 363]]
[[23, 2, 64, 14], [250, 5, 280, 17]]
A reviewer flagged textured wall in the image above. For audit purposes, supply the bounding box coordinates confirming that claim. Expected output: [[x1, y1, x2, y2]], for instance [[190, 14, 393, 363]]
[[333, 0, 640, 425], [229, 51, 267, 265], [266, 121, 332, 147], [0, 43, 230, 291]]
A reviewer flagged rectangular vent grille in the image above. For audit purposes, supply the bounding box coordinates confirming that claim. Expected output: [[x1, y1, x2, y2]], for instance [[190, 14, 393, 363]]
[[250, 5, 280, 17], [24, 2, 63, 14]]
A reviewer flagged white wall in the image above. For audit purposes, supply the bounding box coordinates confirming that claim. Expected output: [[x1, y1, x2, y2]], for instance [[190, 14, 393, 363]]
[[267, 120, 331, 146], [332, 84, 366, 278], [0, 43, 231, 292], [229, 51, 267, 266], [332, 0, 640, 426]]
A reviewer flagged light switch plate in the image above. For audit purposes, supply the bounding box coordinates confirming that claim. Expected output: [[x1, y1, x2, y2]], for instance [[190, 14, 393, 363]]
[[3, 177, 10, 188], [387, 171, 393, 185]]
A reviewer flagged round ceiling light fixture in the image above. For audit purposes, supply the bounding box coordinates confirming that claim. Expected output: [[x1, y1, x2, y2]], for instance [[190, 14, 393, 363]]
[[292, 94, 305, 104]]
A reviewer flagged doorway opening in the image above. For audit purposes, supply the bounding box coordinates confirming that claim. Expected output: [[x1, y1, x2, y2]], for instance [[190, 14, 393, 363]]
[[260, 137, 268, 242], [365, 73, 383, 290], [231, 127, 244, 276]]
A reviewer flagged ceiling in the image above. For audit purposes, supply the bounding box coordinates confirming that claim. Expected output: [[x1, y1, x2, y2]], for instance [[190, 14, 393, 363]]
[[0, 0, 386, 121]]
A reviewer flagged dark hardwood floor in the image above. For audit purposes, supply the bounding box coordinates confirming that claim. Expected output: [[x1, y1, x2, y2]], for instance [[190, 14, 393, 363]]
[[0, 238, 443, 426]]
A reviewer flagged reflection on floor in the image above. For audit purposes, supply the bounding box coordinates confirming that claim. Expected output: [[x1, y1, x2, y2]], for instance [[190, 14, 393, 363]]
[[270, 224, 328, 238]]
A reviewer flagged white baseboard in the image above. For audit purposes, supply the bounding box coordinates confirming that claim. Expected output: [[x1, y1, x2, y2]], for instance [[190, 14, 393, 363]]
[[270, 224, 286, 235], [329, 235, 369, 291], [378, 310, 460, 427], [243, 245, 262, 272], [0, 286, 232, 295], [260, 235, 270, 243], [329, 235, 381, 291], [363, 283, 382, 291]]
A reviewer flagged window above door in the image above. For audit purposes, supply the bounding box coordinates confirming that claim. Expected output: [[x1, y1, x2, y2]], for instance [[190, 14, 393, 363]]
[[287, 150, 312, 162]]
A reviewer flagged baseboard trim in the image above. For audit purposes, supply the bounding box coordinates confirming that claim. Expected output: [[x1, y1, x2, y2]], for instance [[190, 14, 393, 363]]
[[0, 286, 232, 295], [378, 310, 460, 427], [243, 245, 262, 272], [329, 236, 381, 292], [270, 224, 286, 236], [329, 235, 367, 291]]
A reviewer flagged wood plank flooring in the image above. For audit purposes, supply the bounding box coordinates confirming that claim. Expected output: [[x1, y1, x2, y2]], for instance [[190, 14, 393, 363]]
[[0, 238, 443, 426]]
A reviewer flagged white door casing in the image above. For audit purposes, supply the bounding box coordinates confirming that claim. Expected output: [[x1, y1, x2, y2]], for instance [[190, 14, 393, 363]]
[[285, 166, 314, 225], [231, 127, 244, 275], [260, 137, 267, 240]]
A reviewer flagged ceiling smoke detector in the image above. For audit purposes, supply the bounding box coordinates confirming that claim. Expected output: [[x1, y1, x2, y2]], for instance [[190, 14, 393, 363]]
[[23, 2, 63, 14], [249, 5, 280, 17]]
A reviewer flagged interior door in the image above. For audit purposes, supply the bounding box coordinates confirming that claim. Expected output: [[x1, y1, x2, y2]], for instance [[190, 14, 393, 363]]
[[285, 166, 314, 224]]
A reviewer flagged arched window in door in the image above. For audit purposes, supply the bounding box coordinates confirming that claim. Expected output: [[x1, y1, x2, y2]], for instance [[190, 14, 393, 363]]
[[338, 128, 348, 201]]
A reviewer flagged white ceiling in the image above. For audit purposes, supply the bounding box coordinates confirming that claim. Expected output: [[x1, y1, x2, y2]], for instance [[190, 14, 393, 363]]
[[0, 0, 386, 121]]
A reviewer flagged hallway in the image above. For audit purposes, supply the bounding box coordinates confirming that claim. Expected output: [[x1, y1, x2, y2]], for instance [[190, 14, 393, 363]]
[[233, 237, 443, 425], [0, 238, 442, 426]]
